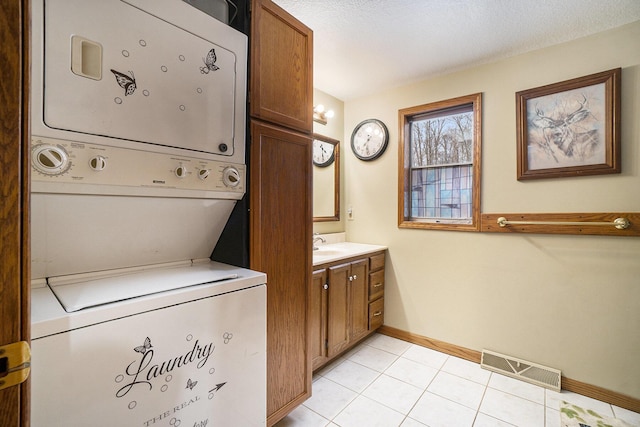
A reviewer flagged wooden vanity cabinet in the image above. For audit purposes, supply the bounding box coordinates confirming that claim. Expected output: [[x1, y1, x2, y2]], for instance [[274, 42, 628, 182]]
[[311, 251, 385, 371]]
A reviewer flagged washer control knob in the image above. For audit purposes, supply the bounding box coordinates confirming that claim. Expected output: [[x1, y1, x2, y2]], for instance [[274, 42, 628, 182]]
[[198, 169, 211, 180], [32, 144, 70, 175], [89, 155, 107, 171], [222, 166, 241, 187], [175, 165, 188, 178]]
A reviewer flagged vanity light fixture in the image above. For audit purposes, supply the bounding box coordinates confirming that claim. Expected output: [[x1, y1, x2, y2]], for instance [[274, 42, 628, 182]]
[[313, 104, 334, 125]]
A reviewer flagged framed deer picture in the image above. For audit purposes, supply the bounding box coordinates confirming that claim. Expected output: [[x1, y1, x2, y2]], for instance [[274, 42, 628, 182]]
[[516, 68, 621, 180]]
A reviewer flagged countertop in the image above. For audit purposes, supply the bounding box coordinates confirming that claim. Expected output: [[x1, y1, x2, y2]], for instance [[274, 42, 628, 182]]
[[312, 242, 387, 266]]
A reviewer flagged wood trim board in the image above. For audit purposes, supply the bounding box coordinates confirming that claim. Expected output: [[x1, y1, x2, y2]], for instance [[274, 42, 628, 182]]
[[0, 0, 31, 425], [481, 212, 640, 237]]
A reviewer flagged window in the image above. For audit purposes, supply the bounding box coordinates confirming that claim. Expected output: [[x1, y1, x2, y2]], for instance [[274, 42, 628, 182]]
[[398, 93, 482, 231]]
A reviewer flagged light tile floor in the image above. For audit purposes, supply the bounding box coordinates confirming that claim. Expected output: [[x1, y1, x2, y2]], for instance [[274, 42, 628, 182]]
[[275, 333, 640, 427]]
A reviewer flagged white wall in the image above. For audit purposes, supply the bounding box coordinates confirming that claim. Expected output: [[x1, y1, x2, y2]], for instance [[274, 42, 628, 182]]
[[343, 21, 640, 398]]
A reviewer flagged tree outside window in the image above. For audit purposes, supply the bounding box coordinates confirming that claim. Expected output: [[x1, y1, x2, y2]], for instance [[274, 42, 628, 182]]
[[398, 93, 482, 231]]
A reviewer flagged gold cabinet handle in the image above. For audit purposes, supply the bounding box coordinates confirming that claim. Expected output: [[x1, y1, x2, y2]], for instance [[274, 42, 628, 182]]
[[373, 311, 382, 317], [373, 283, 383, 288]]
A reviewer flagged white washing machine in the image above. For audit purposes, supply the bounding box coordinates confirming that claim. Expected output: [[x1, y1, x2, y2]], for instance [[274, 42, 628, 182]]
[[31, 262, 266, 427]]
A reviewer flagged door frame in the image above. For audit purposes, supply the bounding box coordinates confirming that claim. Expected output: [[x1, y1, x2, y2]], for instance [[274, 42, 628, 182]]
[[0, 0, 31, 425]]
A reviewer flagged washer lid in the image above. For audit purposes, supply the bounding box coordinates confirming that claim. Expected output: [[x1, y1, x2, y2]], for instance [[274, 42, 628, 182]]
[[31, 194, 237, 280], [48, 260, 238, 313]]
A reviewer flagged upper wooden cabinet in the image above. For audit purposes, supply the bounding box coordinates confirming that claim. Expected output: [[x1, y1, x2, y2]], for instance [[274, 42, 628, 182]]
[[250, 0, 313, 133]]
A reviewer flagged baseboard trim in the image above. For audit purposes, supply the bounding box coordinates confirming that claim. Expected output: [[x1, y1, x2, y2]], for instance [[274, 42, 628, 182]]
[[560, 377, 640, 414], [378, 325, 640, 413], [378, 325, 482, 363]]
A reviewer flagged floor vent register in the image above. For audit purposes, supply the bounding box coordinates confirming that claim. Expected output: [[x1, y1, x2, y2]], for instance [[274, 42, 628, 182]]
[[481, 349, 561, 392]]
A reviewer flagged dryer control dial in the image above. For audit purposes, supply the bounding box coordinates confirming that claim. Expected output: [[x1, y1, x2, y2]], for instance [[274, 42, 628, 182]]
[[175, 165, 188, 178], [198, 169, 211, 180], [32, 144, 71, 175], [222, 166, 241, 187], [89, 155, 107, 171]]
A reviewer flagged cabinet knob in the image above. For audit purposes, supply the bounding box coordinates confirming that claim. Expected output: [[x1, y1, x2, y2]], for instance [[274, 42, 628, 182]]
[[323, 284, 328, 290], [353, 275, 357, 280]]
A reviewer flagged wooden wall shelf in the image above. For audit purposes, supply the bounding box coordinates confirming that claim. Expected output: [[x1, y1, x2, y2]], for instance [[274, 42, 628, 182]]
[[481, 212, 640, 237]]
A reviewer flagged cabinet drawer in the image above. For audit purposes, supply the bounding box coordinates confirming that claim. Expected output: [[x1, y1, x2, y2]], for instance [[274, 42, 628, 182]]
[[369, 253, 385, 272], [369, 298, 384, 330], [368, 269, 384, 301]]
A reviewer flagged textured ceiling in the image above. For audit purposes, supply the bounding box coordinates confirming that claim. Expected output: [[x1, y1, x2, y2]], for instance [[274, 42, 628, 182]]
[[273, 0, 640, 101]]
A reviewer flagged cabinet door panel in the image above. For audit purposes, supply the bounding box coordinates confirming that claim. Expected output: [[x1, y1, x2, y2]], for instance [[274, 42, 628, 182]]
[[250, 0, 313, 132], [310, 269, 328, 370], [349, 259, 369, 342], [327, 263, 350, 357], [249, 120, 312, 423]]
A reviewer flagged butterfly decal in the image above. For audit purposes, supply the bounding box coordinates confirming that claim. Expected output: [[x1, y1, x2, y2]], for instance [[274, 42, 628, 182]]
[[200, 48, 220, 74], [110, 69, 137, 96], [186, 378, 198, 390], [133, 337, 152, 354]]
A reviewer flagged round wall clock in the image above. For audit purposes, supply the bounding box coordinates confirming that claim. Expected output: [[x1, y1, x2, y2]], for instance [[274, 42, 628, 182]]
[[350, 119, 389, 161], [312, 138, 336, 167]]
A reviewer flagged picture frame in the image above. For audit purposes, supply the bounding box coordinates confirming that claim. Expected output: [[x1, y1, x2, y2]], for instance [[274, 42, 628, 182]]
[[516, 68, 621, 180]]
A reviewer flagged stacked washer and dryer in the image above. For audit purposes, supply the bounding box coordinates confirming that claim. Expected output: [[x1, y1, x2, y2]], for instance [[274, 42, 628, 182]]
[[29, 1, 266, 425]]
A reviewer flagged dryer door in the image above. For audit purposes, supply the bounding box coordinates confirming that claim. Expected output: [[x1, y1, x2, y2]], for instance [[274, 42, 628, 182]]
[[38, 0, 246, 159]]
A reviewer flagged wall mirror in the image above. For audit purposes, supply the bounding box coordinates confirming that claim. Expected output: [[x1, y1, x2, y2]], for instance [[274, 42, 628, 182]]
[[312, 134, 340, 221]]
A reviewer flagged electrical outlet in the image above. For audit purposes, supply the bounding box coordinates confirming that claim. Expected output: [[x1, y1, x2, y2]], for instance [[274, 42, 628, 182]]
[[347, 205, 354, 220]]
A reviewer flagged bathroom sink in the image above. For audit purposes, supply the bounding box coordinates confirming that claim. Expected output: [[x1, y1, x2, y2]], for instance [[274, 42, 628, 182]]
[[313, 249, 345, 256], [312, 242, 387, 266]]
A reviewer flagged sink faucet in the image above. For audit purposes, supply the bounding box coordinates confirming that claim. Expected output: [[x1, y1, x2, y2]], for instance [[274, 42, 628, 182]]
[[312, 233, 326, 251]]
